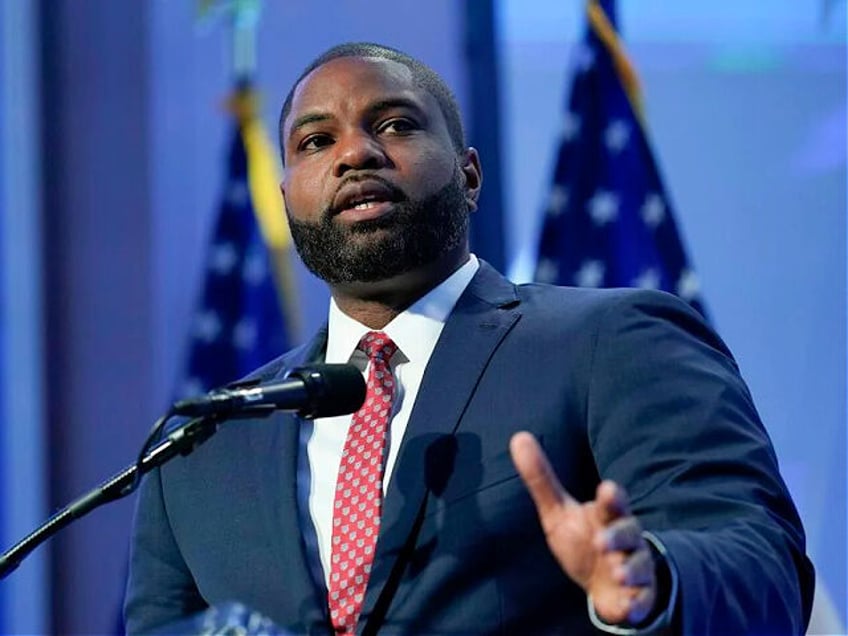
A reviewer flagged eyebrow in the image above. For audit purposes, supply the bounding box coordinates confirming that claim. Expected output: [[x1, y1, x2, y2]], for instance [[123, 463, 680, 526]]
[[287, 96, 428, 142], [367, 97, 427, 119], [288, 112, 333, 140]]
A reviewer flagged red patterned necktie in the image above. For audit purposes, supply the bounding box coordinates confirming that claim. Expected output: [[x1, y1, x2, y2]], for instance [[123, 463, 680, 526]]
[[327, 331, 398, 633]]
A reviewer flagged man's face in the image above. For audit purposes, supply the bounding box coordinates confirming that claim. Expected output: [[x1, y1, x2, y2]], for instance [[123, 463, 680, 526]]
[[280, 56, 479, 284]]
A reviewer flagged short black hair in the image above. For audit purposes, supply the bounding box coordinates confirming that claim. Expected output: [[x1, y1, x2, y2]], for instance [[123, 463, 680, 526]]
[[279, 42, 466, 162]]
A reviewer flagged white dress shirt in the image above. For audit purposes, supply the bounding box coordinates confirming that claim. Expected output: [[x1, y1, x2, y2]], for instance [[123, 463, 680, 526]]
[[306, 255, 479, 585]]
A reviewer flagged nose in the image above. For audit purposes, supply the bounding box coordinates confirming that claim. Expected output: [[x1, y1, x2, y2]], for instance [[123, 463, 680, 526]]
[[333, 130, 389, 177]]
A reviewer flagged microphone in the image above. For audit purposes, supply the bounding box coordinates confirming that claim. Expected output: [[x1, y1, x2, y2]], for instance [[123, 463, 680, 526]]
[[170, 364, 366, 419]]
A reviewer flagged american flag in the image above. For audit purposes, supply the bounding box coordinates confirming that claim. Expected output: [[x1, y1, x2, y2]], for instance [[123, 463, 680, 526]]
[[178, 87, 291, 398], [534, 0, 708, 319]]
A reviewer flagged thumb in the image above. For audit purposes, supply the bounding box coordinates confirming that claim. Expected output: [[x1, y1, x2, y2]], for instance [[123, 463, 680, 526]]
[[510, 432, 576, 522]]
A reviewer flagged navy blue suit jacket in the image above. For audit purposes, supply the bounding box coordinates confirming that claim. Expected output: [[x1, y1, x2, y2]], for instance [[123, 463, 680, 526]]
[[125, 263, 813, 635]]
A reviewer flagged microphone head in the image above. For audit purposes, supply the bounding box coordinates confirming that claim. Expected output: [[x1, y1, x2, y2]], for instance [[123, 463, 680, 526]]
[[285, 363, 366, 419]]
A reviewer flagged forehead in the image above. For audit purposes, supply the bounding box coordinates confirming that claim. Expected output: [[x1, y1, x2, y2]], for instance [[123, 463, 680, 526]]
[[285, 56, 436, 132]]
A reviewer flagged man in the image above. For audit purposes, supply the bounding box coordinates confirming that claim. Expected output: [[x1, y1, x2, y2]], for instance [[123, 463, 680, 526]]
[[125, 43, 813, 635]]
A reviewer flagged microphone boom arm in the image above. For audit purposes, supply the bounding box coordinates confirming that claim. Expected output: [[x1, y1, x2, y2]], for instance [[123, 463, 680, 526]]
[[0, 362, 365, 579]]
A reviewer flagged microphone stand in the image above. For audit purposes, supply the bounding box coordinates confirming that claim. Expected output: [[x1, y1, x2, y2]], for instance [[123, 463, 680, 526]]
[[0, 405, 276, 579]]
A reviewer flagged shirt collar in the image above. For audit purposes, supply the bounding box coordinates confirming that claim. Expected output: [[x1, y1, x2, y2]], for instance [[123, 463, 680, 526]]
[[325, 254, 480, 364]]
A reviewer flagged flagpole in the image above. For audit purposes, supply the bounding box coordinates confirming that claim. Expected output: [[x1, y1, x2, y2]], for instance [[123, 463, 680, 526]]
[[197, 0, 301, 353], [231, 0, 261, 79]]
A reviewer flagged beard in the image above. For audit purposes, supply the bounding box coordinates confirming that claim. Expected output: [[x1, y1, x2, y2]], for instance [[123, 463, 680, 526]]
[[287, 169, 470, 284]]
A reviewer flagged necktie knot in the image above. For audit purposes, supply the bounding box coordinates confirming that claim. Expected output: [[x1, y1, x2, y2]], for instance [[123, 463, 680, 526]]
[[359, 331, 397, 363]]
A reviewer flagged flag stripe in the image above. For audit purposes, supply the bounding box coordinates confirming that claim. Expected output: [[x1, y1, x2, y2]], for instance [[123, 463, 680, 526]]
[[587, 0, 642, 116]]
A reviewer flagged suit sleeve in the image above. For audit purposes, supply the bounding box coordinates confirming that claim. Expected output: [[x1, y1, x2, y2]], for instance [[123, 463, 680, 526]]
[[123, 467, 208, 635], [585, 290, 814, 635]]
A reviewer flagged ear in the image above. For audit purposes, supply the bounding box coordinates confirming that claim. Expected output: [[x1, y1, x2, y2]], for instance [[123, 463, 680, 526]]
[[460, 147, 483, 212]]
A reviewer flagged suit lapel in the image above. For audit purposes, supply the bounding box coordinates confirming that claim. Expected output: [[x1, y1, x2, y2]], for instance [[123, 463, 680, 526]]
[[360, 263, 521, 629]]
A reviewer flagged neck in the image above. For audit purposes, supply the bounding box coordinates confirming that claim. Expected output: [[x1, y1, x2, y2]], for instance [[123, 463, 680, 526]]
[[329, 249, 469, 329]]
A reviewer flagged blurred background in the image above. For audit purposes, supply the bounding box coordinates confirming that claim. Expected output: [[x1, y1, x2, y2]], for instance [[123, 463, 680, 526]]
[[0, 0, 844, 633]]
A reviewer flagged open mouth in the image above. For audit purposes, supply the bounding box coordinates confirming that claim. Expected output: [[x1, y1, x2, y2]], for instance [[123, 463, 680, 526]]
[[347, 195, 390, 211], [336, 198, 396, 223], [332, 179, 404, 218]]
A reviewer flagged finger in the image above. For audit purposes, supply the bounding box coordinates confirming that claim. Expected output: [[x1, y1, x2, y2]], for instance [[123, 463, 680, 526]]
[[595, 480, 630, 525], [625, 583, 658, 625], [593, 580, 657, 627], [510, 432, 576, 520], [595, 516, 645, 553], [614, 547, 655, 588]]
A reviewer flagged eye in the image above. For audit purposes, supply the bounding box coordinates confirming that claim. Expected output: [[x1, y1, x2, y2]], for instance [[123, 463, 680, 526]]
[[377, 118, 418, 135], [299, 133, 334, 152]]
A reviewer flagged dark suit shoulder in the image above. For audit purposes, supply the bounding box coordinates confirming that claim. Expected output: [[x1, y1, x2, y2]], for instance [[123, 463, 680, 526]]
[[514, 282, 697, 317]]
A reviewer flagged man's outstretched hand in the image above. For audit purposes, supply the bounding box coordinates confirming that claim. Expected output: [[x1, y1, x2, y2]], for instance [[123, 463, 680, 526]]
[[509, 431, 658, 625]]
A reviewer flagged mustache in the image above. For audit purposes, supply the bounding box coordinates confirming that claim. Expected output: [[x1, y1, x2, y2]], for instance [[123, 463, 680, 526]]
[[324, 173, 408, 218]]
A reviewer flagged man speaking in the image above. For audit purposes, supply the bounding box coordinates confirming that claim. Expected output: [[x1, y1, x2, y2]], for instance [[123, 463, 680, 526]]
[[125, 43, 813, 635]]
